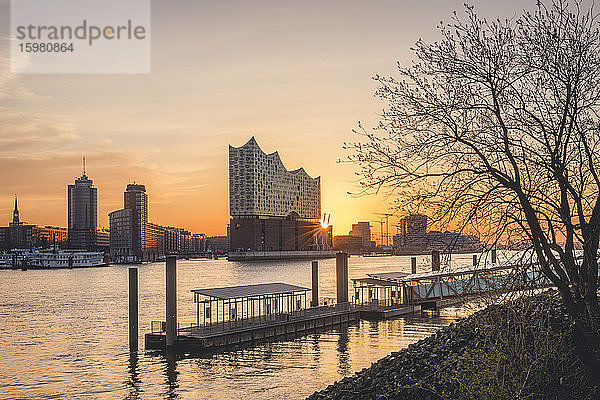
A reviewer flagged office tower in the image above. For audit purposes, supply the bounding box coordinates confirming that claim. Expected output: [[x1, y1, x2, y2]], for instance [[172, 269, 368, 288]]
[[124, 184, 148, 261], [68, 163, 97, 250], [349, 222, 372, 248], [397, 214, 427, 248]]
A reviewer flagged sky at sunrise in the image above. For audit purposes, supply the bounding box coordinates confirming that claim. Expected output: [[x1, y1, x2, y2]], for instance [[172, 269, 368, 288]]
[[0, 0, 533, 236]]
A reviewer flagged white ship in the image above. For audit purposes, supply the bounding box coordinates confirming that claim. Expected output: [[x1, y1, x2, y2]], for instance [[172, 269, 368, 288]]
[[0, 249, 109, 269]]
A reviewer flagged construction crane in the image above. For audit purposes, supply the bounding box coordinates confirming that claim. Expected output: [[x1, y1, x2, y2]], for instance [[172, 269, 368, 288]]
[[374, 212, 394, 246], [370, 220, 385, 245]]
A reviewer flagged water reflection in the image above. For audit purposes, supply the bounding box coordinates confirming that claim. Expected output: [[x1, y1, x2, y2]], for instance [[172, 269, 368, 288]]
[[310, 334, 321, 368], [125, 352, 141, 400], [164, 352, 179, 399], [0, 256, 481, 399], [336, 326, 351, 376]]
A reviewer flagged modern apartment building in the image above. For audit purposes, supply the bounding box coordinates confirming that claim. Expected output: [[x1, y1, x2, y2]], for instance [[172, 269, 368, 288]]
[[109, 208, 135, 263], [124, 184, 148, 260]]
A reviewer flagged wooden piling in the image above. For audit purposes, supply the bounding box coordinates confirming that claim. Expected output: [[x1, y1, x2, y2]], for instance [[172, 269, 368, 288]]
[[166, 255, 177, 350], [311, 261, 319, 307], [336, 252, 349, 304], [129, 267, 138, 352], [431, 250, 440, 272]]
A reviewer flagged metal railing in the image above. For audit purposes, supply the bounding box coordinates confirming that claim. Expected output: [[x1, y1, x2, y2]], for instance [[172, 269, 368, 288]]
[[171, 302, 353, 337]]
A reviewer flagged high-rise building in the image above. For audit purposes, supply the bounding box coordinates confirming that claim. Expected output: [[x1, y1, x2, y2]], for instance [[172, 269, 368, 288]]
[[396, 214, 428, 248], [350, 222, 372, 248], [228, 137, 330, 252], [68, 165, 97, 250], [109, 208, 135, 263], [124, 184, 148, 260]]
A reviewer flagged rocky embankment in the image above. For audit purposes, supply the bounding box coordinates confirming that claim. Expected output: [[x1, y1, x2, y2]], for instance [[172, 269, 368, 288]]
[[308, 292, 592, 400]]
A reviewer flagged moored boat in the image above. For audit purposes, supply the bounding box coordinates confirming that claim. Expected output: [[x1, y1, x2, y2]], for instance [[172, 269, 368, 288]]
[[0, 249, 109, 269]]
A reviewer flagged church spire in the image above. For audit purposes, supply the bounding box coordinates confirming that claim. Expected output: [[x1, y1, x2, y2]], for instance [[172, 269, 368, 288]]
[[12, 195, 19, 224]]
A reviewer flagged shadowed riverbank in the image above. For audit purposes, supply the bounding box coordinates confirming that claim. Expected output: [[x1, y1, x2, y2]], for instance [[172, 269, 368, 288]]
[[308, 290, 598, 400]]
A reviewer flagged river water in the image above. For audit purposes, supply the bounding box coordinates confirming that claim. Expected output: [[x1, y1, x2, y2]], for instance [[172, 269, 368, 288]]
[[0, 254, 482, 399]]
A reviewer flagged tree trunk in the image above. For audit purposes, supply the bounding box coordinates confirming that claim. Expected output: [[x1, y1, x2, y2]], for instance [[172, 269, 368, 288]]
[[572, 321, 600, 385]]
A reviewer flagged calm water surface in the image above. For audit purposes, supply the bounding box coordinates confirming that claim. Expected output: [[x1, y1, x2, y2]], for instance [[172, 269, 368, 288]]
[[0, 254, 482, 399]]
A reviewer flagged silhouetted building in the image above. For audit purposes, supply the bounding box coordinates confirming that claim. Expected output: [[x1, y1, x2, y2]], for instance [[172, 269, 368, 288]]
[[1, 197, 35, 250], [333, 235, 363, 251], [109, 183, 205, 262], [396, 214, 428, 248], [96, 228, 110, 252], [0, 198, 69, 251], [124, 184, 148, 260], [68, 170, 97, 250], [424, 231, 480, 252], [32, 225, 68, 248], [109, 208, 135, 263], [228, 137, 330, 252], [393, 214, 480, 253], [145, 222, 165, 260], [205, 235, 229, 253], [349, 222, 373, 249]]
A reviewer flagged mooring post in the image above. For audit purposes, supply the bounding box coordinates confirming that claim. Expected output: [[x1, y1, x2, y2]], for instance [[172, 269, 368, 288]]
[[311, 260, 319, 307], [166, 255, 177, 350], [473, 254, 478, 266], [411, 257, 417, 274], [336, 252, 349, 304], [491, 248, 497, 264], [431, 250, 440, 272], [343, 252, 349, 303], [129, 267, 138, 352]]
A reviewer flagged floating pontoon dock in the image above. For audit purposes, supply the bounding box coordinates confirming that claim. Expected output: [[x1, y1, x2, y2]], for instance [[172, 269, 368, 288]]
[[145, 255, 358, 352]]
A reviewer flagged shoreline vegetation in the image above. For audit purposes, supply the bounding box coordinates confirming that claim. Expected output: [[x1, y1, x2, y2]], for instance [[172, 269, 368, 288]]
[[308, 291, 599, 400]]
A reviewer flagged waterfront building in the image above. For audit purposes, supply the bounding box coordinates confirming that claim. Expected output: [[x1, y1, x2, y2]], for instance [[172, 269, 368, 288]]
[[146, 222, 165, 260], [109, 183, 205, 262], [0, 198, 68, 250], [333, 235, 364, 252], [96, 228, 110, 252], [2, 197, 34, 250], [396, 214, 428, 249], [124, 184, 148, 260], [163, 226, 181, 255], [32, 225, 68, 248], [108, 208, 135, 263], [205, 235, 229, 253], [393, 214, 481, 253], [228, 137, 330, 252], [68, 168, 98, 250], [349, 222, 373, 249]]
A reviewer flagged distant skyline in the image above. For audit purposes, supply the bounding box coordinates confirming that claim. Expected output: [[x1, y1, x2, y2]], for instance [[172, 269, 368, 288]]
[[0, 0, 533, 235]]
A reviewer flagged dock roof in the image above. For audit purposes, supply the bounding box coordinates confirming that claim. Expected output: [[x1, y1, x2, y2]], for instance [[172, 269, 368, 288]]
[[367, 262, 527, 283], [191, 282, 310, 300], [352, 277, 401, 286]]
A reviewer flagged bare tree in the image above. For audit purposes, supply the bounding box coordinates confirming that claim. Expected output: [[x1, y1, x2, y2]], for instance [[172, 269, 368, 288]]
[[347, 0, 600, 380]]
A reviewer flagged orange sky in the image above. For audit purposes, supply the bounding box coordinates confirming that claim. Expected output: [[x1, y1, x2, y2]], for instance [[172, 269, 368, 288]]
[[0, 0, 531, 237]]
